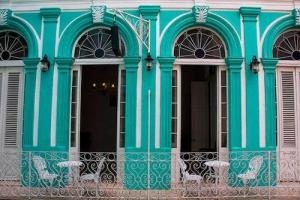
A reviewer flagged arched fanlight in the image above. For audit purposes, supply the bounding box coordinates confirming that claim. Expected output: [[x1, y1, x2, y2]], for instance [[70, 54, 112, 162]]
[[0, 31, 28, 61], [273, 30, 300, 60], [174, 28, 225, 59], [74, 28, 125, 59]]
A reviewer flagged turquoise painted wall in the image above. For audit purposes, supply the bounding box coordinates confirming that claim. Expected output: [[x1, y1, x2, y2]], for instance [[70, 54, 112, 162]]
[[2, 4, 299, 189]]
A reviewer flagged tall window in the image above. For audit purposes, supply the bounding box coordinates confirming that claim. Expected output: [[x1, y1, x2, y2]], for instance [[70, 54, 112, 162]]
[[172, 70, 178, 148], [119, 69, 126, 148], [0, 31, 27, 152], [220, 69, 228, 148]]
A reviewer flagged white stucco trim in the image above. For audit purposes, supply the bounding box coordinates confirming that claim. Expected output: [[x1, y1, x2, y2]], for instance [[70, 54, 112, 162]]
[[50, 16, 60, 147], [259, 14, 290, 54], [33, 16, 44, 146], [155, 13, 161, 149], [159, 11, 191, 46], [257, 17, 266, 148], [2, 1, 298, 11], [74, 58, 124, 65], [136, 37, 143, 148], [174, 59, 226, 65], [240, 13, 246, 148], [12, 14, 42, 57]]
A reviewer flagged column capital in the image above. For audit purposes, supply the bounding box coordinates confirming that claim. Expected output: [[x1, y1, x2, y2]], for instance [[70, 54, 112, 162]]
[[139, 6, 160, 20], [261, 57, 278, 70], [23, 57, 40, 66], [40, 8, 61, 22], [240, 7, 261, 22], [124, 56, 140, 65], [226, 57, 243, 69], [157, 56, 175, 65], [55, 57, 74, 65]]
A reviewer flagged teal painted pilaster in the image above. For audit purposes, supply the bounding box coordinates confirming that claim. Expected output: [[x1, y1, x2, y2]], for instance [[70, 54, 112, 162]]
[[55, 57, 73, 151], [240, 7, 261, 150], [158, 56, 175, 150], [124, 56, 140, 150], [22, 58, 39, 150], [226, 58, 243, 151], [261, 58, 278, 150], [38, 8, 61, 149], [139, 6, 160, 152]]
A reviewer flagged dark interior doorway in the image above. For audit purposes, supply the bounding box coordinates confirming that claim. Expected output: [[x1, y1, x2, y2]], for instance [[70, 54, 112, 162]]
[[80, 65, 118, 152], [181, 65, 217, 152]]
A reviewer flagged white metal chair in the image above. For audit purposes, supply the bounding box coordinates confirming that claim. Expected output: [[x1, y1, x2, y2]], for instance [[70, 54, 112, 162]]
[[80, 157, 106, 195], [178, 158, 203, 191], [237, 155, 263, 186], [32, 156, 58, 186]]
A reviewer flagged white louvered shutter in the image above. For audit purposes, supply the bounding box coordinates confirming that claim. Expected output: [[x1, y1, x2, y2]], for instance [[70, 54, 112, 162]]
[[278, 69, 296, 148], [4, 72, 21, 149]]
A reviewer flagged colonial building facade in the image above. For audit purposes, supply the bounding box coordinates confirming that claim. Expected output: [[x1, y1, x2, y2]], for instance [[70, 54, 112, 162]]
[[0, 0, 300, 187]]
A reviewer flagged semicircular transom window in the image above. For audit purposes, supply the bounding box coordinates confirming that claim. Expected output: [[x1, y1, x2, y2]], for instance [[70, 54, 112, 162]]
[[273, 30, 300, 60], [174, 28, 225, 59], [74, 28, 125, 59], [0, 31, 28, 61]]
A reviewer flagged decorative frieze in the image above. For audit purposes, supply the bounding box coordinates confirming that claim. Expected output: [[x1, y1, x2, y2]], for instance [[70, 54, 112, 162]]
[[0, 9, 11, 25], [193, 6, 209, 23], [294, 8, 300, 25], [91, 6, 106, 23]]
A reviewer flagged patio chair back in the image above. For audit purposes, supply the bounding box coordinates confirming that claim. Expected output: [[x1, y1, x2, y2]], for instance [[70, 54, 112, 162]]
[[248, 156, 263, 175], [95, 157, 106, 177], [32, 156, 47, 177], [178, 158, 189, 181]]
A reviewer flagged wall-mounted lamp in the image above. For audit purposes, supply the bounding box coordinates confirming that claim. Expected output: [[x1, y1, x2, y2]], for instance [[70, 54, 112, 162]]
[[145, 53, 153, 71], [40, 54, 50, 72], [250, 56, 260, 73]]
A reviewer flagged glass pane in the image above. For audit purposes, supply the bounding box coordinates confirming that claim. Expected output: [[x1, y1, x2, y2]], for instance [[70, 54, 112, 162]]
[[121, 87, 126, 102], [71, 103, 77, 117], [172, 104, 177, 117], [172, 71, 177, 86], [120, 132, 125, 148], [221, 87, 227, 102], [72, 71, 78, 86], [72, 87, 77, 102], [120, 103, 125, 117], [221, 132, 227, 148], [221, 103, 227, 118], [172, 119, 177, 133], [121, 70, 126, 85], [71, 118, 76, 132], [172, 134, 177, 148], [221, 71, 226, 86], [221, 118, 227, 132], [71, 131, 76, 147], [120, 118, 125, 132], [172, 87, 177, 102]]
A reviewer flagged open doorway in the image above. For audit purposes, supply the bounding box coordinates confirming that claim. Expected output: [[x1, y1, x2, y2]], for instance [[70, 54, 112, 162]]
[[180, 65, 218, 153], [80, 65, 118, 153]]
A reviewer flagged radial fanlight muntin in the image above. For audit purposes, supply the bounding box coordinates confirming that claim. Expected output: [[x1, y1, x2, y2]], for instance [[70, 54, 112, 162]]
[[74, 27, 125, 59], [0, 31, 28, 61], [273, 30, 300, 60], [174, 27, 226, 59]]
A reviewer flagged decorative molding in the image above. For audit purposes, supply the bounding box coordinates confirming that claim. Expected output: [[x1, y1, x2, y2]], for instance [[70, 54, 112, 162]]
[[0, 9, 11, 25], [193, 5, 209, 23], [91, 5, 106, 23], [293, 8, 300, 25]]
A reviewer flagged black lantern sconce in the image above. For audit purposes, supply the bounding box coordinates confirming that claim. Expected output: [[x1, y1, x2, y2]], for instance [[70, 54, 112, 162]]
[[145, 53, 153, 71], [40, 54, 50, 72], [250, 56, 260, 73]]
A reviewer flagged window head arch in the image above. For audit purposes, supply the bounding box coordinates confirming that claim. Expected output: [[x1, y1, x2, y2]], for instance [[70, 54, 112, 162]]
[[174, 28, 225, 59], [273, 30, 300, 60], [0, 31, 28, 61], [74, 28, 125, 59]]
